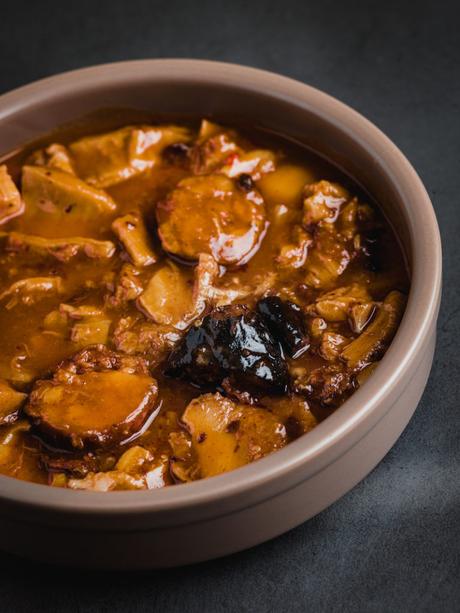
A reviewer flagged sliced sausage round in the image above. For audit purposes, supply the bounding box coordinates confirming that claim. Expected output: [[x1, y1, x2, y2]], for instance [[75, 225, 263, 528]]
[[25, 345, 158, 450], [156, 174, 267, 266]]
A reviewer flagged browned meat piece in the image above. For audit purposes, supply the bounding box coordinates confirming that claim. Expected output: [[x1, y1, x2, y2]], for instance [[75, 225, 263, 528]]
[[221, 377, 259, 406], [303, 225, 353, 289], [318, 332, 348, 361], [147, 252, 276, 314], [191, 132, 238, 175], [192, 253, 220, 313], [302, 181, 349, 227], [111, 316, 181, 365], [111, 211, 158, 267], [301, 183, 373, 290], [0, 379, 27, 425], [191, 121, 241, 175], [276, 226, 313, 269], [191, 120, 275, 180], [210, 271, 278, 308], [308, 284, 372, 322], [165, 304, 290, 396], [156, 174, 267, 266], [53, 344, 151, 377], [293, 364, 355, 407], [0, 165, 24, 224], [309, 283, 376, 335], [180, 392, 287, 478], [338, 198, 375, 240], [41, 452, 98, 477], [2, 231, 116, 262], [106, 263, 144, 308], [25, 345, 159, 450]]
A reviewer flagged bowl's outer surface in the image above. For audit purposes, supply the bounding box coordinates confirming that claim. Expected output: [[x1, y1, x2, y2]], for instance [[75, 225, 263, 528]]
[[0, 60, 441, 569]]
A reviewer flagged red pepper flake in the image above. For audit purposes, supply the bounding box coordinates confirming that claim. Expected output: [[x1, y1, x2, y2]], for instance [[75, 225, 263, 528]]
[[225, 153, 239, 166]]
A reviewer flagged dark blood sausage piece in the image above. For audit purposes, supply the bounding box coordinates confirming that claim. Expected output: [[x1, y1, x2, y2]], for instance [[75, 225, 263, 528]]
[[165, 305, 289, 395], [257, 297, 310, 358]]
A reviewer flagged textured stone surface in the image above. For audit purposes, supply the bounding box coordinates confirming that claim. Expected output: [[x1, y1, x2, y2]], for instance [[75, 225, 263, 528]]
[[0, 1, 458, 610]]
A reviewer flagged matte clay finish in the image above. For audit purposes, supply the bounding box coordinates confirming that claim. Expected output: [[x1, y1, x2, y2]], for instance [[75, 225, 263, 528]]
[[0, 60, 441, 569]]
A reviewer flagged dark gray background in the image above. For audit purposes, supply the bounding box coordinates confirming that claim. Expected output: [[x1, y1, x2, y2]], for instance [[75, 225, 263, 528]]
[[0, 1, 458, 611]]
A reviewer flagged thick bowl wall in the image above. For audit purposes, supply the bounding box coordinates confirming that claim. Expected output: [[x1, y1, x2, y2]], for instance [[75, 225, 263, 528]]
[[0, 60, 441, 569]]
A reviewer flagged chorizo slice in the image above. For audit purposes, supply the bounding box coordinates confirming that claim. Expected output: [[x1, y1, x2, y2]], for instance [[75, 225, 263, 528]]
[[25, 346, 158, 450], [156, 174, 267, 266]]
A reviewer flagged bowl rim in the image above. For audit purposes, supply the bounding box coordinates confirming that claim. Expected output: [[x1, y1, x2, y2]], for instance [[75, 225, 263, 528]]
[[0, 59, 442, 518]]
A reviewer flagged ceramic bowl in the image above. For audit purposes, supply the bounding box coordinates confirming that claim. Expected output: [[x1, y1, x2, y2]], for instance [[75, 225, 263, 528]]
[[0, 60, 442, 569]]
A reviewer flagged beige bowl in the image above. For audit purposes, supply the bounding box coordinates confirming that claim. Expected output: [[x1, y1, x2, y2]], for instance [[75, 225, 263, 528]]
[[0, 60, 441, 569]]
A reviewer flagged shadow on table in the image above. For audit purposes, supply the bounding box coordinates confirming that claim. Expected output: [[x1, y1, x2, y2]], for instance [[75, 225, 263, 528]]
[[1, 487, 459, 613]]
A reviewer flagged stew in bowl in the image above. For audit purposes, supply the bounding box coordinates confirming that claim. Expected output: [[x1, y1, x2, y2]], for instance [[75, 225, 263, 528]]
[[0, 115, 409, 491]]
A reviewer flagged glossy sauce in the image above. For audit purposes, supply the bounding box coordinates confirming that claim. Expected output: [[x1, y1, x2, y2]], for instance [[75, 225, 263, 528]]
[[0, 112, 409, 490]]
